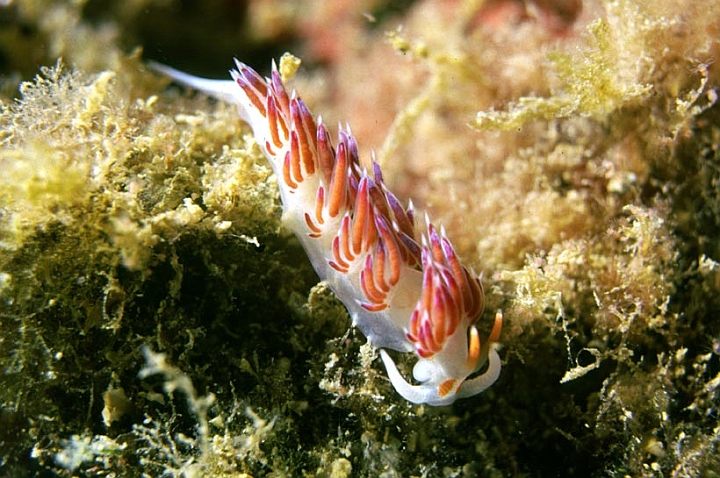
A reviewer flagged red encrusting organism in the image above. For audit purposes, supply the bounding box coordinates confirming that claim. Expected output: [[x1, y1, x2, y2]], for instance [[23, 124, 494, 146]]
[[150, 57, 503, 406]]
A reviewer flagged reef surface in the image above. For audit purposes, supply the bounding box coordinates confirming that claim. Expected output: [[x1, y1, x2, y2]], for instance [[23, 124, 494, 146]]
[[1, 1, 719, 476]]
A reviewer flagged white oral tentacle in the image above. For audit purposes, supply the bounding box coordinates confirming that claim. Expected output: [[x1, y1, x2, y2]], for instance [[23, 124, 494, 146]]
[[379, 349, 433, 405]]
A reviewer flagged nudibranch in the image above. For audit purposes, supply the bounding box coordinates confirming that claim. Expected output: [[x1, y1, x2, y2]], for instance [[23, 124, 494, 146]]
[[150, 56, 503, 406]]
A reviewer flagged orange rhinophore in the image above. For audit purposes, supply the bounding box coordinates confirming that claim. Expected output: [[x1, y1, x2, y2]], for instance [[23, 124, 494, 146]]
[[150, 57, 503, 406]]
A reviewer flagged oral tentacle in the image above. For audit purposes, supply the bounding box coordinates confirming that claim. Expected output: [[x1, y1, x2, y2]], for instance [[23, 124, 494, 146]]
[[379, 349, 435, 405], [455, 343, 502, 400]]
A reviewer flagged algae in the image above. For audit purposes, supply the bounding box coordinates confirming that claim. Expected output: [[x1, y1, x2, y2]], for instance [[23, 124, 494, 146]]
[[1, 0, 720, 476]]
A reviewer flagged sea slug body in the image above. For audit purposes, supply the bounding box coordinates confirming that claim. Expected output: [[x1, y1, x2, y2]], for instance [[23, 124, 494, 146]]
[[150, 57, 503, 406]]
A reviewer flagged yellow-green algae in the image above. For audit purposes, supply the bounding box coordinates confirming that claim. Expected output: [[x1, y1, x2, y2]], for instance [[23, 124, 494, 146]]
[[1, 0, 720, 477]]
